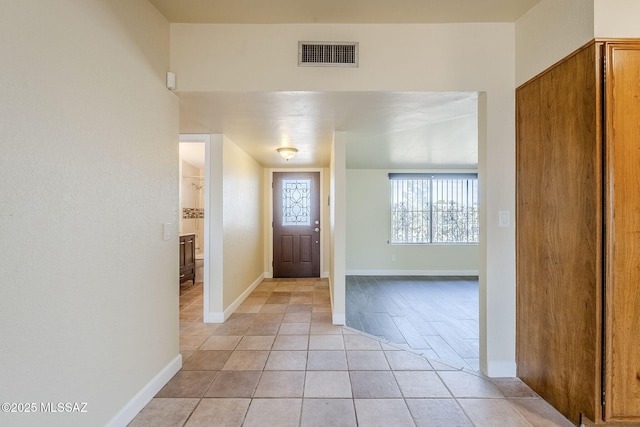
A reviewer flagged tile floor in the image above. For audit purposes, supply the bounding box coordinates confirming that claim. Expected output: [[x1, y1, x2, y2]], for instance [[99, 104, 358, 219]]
[[129, 278, 574, 427], [346, 276, 479, 371]]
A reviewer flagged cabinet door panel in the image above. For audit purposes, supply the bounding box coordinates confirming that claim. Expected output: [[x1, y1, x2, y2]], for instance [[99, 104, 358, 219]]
[[605, 42, 640, 421], [516, 42, 601, 425]]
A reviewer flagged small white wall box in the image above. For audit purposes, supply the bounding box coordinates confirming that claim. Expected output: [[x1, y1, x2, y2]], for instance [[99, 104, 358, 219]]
[[166, 72, 176, 90]]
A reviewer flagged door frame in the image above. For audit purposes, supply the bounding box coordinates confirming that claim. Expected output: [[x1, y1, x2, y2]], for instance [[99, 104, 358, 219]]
[[179, 133, 211, 318], [268, 168, 325, 279]]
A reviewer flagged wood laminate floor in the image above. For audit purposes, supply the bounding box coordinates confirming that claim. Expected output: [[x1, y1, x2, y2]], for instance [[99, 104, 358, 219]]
[[346, 276, 479, 371]]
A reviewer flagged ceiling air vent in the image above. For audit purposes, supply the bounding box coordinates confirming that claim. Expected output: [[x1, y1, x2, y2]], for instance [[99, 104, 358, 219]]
[[298, 41, 359, 67]]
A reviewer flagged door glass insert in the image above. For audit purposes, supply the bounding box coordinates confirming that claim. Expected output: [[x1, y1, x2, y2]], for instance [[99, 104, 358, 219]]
[[282, 179, 311, 226]]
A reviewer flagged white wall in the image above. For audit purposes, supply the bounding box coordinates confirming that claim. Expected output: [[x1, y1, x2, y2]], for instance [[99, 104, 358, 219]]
[[330, 133, 348, 324], [206, 135, 225, 320], [322, 168, 331, 278], [0, 1, 179, 426], [222, 136, 265, 310], [170, 22, 516, 376], [515, 0, 594, 86], [594, 0, 640, 38], [516, 0, 640, 86], [346, 169, 479, 274], [171, 23, 514, 92], [206, 135, 264, 321]]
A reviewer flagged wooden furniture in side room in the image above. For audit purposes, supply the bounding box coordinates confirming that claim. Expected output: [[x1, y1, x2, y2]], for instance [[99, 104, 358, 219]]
[[179, 233, 195, 285], [516, 39, 640, 425]]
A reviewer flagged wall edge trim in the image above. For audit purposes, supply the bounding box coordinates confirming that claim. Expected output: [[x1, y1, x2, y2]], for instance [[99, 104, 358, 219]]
[[222, 273, 265, 320], [106, 354, 182, 427]]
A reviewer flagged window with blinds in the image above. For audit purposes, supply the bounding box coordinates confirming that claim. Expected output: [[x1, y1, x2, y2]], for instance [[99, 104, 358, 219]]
[[389, 173, 479, 244]]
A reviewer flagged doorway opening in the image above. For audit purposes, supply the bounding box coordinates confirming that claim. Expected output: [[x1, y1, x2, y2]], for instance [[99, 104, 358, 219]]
[[179, 134, 210, 319], [179, 143, 205, 281], [343, 91, 481, 370], [175, 91, 495, 374]]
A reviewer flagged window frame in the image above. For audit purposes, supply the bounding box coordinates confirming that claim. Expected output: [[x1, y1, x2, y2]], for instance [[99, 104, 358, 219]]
[[388, 172, 479, 245]]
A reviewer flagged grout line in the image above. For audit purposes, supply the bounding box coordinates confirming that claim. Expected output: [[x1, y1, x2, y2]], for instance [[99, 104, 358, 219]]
[[146, 278, 566, 427]]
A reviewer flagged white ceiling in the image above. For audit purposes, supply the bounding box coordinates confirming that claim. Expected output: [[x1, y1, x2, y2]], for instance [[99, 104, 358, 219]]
[[179, 91, 479, 169], [155, 0, 541, 169]]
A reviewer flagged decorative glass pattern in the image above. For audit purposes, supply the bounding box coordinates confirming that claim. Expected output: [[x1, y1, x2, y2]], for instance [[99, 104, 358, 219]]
[[282, 179, 311, 226]]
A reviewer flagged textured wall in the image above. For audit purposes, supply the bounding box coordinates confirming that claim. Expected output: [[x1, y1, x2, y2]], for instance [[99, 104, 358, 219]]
[[0, 1, 179, 426], [222, 136, 265, 308], [516, 0, 640, 86], [594, 0, 640, 38], [515, 0, 594, 86]]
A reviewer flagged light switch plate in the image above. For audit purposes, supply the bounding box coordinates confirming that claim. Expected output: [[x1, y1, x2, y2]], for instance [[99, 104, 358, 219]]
[[163, 222, 172, 240], [499, 211, 510, 227]]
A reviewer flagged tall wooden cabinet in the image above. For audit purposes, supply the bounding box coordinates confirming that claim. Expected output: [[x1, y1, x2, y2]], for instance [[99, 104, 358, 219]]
[[516, 40, 640, 425]]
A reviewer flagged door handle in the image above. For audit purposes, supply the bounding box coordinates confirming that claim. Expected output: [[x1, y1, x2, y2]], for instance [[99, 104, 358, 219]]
[[314, 228, 320, 232]]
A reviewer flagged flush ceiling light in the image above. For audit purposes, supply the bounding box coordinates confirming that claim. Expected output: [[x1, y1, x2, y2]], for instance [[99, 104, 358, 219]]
[[277, 147, 298, 161]]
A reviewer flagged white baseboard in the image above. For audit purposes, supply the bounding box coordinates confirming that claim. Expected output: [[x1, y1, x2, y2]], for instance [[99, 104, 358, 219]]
[[223, 273, 266, 321], [327, 276, 345, 325], [485, 360, 517, 378], [106, 354, 182, 427], [203, 273, 265, 323], [345, 269, 479, 277], [202, 273, 266, 323], [321, 271, 329, 278], [223, 273, 264, 319]]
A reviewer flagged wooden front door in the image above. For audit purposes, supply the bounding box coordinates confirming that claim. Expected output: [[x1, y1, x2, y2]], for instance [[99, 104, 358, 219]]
[[273, 172, 320, 278]]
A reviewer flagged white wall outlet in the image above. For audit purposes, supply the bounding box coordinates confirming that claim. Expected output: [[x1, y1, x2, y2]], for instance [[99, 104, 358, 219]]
[[163, 222, 172, 240], [391, 254, 397, 261], [499, 210, 510, 227]]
